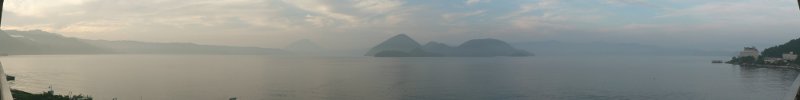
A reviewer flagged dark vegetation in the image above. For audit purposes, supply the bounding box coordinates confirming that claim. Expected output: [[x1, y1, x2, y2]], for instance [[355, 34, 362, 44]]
[[762, 38, 800, 58], [12, 89, 92, 100], [728, 56, 758, 64], [729, 37, 800, 65], [7, 76, 93, 100], [452, 39, 532, 57]]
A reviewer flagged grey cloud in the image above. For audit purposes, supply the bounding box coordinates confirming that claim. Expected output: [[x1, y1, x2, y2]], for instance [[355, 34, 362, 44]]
[[0, 0, 796, 51]]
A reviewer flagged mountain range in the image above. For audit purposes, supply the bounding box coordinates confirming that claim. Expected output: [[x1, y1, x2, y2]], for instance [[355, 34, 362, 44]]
[[0, 30, 111, 54], [366, 34, 532, 57], [0, 30, 286, 55]]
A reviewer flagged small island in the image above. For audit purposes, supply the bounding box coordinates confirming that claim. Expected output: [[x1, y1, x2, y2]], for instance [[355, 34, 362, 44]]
[[365, 34, 532, 57]]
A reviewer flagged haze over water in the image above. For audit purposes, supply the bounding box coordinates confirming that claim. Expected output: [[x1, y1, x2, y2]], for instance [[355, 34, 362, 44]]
[[0, 55, 796, 100]]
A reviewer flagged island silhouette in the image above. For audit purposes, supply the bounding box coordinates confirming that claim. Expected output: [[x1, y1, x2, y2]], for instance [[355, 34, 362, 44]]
[[365, 34, 532, 57]]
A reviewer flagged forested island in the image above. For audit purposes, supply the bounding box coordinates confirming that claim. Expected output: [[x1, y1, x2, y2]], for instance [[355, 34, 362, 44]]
[[365, 34, 532, 57]]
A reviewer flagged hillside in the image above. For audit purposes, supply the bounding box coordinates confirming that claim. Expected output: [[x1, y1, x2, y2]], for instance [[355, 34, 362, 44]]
[[366, 34, 531, 57], [762, 38, 800, 57], [0, 30, 111, 54], [454, 38, 531, 57], [364, 34, 423, 56]]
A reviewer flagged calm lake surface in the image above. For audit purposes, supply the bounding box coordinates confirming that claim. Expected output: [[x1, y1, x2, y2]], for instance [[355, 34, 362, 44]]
[[0, 55, 798, 100]]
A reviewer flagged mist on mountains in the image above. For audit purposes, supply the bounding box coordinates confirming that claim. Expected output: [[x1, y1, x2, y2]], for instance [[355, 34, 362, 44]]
[[0, 30, 734, 57], [0, 30, 285, 55], [512, 41, 734, 56]]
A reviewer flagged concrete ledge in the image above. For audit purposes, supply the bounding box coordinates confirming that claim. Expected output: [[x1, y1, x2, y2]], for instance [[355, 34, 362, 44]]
[[784, 73, 800, 100], [0, 62, 12, 100]]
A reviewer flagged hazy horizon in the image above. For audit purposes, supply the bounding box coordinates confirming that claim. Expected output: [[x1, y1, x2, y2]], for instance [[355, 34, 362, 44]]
[[4, 1, 800, 99], [2, 0, 799, 51]]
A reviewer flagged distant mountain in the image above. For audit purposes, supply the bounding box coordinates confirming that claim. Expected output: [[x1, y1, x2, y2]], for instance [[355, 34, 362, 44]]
[[365, 34, 423, 56], [0, 31, 33, 53], [284, 39, 324, 53], [374, 48, 443, 57], [83, 40, 286, 55], [0, 30, 111, 54], [0, 30, 285, 55], [421, 42, 455, 55], [367, 34, 531, 57], [455, 39, 531, 57], [512, 41, 733, 56]]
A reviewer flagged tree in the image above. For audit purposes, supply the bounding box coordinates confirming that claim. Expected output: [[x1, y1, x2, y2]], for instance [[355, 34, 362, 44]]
[[729, 56, 757, 64]]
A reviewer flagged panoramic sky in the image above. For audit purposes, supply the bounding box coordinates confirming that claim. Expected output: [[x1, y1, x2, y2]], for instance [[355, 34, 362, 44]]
[[1, 0, 799, 50]]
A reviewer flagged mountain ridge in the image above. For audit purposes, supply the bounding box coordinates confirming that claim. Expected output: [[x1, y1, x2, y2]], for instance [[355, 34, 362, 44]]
[[365, 34, 423, 56], [367, 34, 532, 57], [0, 30, 286, 55]]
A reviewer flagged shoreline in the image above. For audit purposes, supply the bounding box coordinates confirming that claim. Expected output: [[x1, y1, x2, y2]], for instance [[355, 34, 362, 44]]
[[728, 63, 800, 70]]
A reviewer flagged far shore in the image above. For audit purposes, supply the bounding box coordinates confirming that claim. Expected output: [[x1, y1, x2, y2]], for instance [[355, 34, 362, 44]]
[[727, 63, 800, 70]]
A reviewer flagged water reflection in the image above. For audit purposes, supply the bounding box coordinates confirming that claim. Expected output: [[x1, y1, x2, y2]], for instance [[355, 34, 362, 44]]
[[0, 55, 797, 100], [388, 58, 525, 100], [737, 66, 799, 94]]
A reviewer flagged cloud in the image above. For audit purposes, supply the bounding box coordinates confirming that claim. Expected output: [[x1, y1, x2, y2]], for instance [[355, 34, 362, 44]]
[[280, 0, 405, 27], [353, 0, 404, 13], [592, 0, 800, 49], [465, 0, 491, 5], [500, 0, 559, 19], [0, 0, 797, 50], [281, 0, 358, 24], [58, 19, 130, 34], [442, 10, 486, 21], [658, 0, 797, 22], [605, 0, 648, 5], [3, 0, 91, 17], [305, 14, 335, 27], [497, 0, 607, 33]]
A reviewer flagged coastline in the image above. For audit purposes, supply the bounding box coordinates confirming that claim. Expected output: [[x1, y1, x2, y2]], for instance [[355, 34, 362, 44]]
[[727, 63, 800, 70]]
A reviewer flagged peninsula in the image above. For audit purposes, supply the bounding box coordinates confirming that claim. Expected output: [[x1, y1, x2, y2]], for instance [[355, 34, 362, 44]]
[[728, 37, 800, 68]]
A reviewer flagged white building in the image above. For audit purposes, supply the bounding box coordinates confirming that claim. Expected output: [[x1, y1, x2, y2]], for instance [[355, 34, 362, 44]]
[[764, 57, 783, 64], [738, 47, 760, 58], [783, 52, 797, 61]]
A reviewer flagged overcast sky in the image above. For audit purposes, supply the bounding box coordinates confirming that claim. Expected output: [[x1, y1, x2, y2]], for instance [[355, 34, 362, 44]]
[[1, 0, 799, 50]]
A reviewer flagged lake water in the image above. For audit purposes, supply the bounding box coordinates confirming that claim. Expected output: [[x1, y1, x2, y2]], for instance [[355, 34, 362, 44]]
[[0, 55, 798, 100]]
